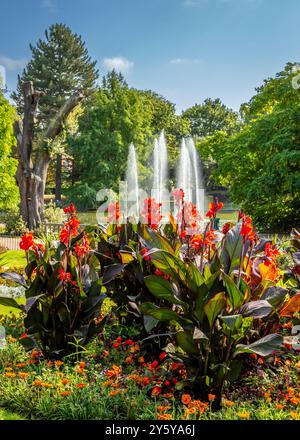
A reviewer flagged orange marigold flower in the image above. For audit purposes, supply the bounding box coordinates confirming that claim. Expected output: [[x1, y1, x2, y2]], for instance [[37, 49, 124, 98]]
[[181, 394, 192, 405], [16, 363, 27, 369], [18, 372, 30, 379], [151, 386, 162, 397], [61, 379, 70, 385], [54, 361, 64, 367], [41, 383, 52, 388], [76, 383, 87, 389], [157, 406, 171, 412], [290, 411, 299, 420], [208, 394, 216, 402], [276, 403, 284, 410], [60, 391, 71, 397], [109, 390, 120, 396], [4, 372, 16, 378], [157, 414, 172, 420], [79, 361, 86, 369], [106, 365, 122, 378], [290, 397, 300, 406], [32, 380, 43, 387]]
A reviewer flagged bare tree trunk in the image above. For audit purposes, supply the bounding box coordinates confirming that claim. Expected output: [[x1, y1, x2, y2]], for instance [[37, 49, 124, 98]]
[[14, 81, 84, 230], [55, 154, 62, 204]]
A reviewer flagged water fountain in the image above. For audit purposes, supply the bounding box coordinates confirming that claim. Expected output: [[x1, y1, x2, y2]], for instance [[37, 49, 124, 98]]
[[152, 130, 168, 204], [177, 137, 204, 214], [125, 143, 140, 217]]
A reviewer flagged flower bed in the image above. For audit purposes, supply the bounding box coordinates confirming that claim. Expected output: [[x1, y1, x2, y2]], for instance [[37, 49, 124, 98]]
[[0, 197, 299, 419]]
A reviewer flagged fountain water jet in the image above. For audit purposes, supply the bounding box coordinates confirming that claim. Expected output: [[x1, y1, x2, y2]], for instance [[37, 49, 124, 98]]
[[126, 143, 139, 217], [152, 130, 168, 204], [177, 137, 204, 214]]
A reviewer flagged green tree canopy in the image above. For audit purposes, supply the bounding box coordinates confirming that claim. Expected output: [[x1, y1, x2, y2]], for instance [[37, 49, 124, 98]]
[[0, 93, 19, 210], [67, 72, 190, 209], [183, 98, 239, 138], [12, 23, 98, 124], [198, 63, 300, 232]]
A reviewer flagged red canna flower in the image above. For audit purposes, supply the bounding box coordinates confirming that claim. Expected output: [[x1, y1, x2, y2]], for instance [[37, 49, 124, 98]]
[[206, 198, 224, 219], [222, 222, 231, 235], [159, 352, 167, 361], [172, 188, 185, 206], [75, 234, 90, 257], [63, 203, 76, 214], [240, 216, 256, 242], [107, 202, 120, 223], [19, 233, 35, 251], [140, 247, 150, 261], [58, 268, 71, 283], [140, 198, 162, 229]]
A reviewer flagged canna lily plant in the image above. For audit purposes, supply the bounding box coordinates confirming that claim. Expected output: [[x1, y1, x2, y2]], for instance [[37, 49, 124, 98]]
[[134, 199, 300, 408], [0, 204, 108, 359]]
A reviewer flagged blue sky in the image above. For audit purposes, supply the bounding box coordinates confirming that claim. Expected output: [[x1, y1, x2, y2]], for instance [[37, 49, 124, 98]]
[[0, 0, 299, 112]]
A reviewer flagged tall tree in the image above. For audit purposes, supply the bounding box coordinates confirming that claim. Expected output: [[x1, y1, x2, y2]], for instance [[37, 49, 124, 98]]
[[183, 98, 239, 138], [67, 73, 190, 209], [12, 24, 98, 225], [0, 91, 19, 210], [198, 63, 300, 232]]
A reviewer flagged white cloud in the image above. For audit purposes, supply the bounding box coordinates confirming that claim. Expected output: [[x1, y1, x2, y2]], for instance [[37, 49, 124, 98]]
[[41, 0, 56, 10], [103, 57, 134, 74], [170, 58, 200, 65], [0, 56, 27, 71]]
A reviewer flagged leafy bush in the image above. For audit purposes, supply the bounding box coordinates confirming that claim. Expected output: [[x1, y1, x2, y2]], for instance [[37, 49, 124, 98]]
[[0, 204, 108, 359], [44, 202, 65, 224], [4, 210, 27, 235]]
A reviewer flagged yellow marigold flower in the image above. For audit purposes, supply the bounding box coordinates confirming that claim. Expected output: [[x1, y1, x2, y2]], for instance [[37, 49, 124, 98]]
[[290, 411, 299, 420], [157, 414, 172, 420], [185, 407, 196, 415], [237, 411, 250, 419], [223, 400, 235, 407], [4, 367, 13, 372]]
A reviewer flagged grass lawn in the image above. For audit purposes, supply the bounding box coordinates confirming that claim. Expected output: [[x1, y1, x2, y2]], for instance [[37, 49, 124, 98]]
[[0, 408, 25, 420], [0, 250, 26, 271]]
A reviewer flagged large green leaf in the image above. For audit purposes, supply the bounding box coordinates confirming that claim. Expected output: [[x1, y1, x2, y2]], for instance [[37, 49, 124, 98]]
[[140, 303, 183, 325], [0, 272, 27, 288], [204, 292, 226, 329], [221, 271, 244, 310], [139, 225, 175, 254], [239, 300, 273, 318], [144, 275, 184, 306], [261, 286, 288, 310], [176, 331, 199, 355], [102, 264, 124, 284], [0, 297, 22, 310], [220, 314, 243, 332], [234, 334, 283, 357], [220, 223, 249, 273]]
